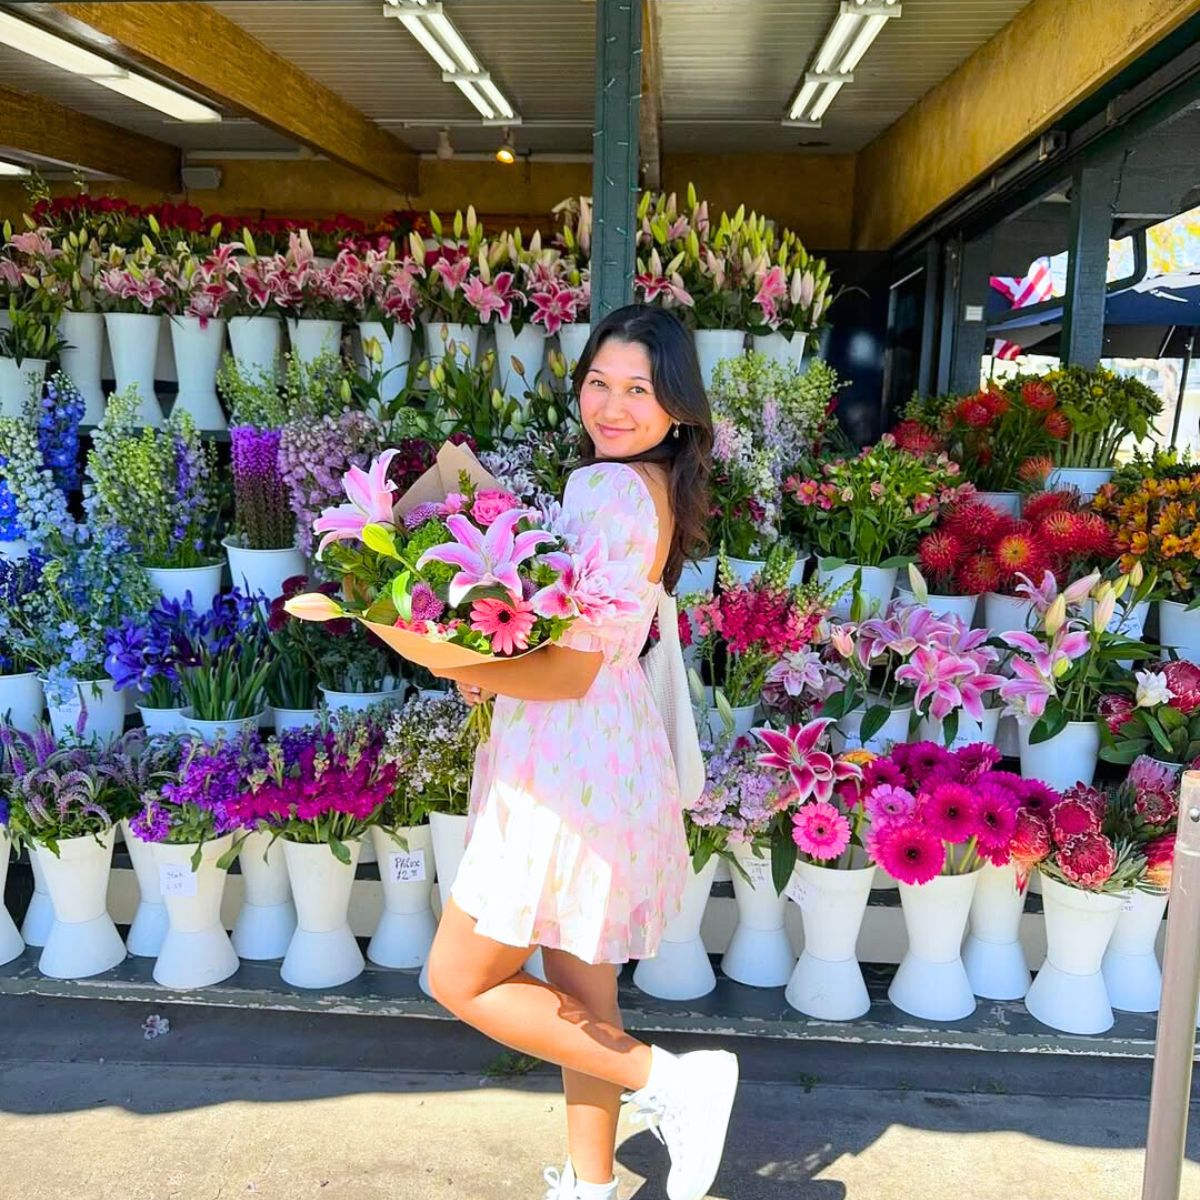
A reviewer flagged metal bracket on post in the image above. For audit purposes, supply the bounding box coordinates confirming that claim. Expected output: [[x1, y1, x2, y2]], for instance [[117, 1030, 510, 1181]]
[[590, 0, 643, 320], [1140, 771, 1200, 1200]]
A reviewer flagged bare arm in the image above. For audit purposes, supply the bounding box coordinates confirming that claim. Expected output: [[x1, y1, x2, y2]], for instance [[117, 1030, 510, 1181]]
[[435, 645, 603, 701]]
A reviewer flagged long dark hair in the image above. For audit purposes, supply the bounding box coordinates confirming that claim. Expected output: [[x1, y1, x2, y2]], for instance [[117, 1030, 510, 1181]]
[[573, 304, 713, 593]]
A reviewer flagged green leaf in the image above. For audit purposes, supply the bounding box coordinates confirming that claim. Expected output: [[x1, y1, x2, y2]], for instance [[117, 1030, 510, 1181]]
[[390, 570, 414, 621], [859, 704, 891, 744], [821, 556, 847, 571], [1029, 704, 1068, 745], [1099, 742, 1147, 765], [771, 834, 797, 896], [330, 837, 351, 867], [942, 709, 959, 748], [363, 595, 399, 625], [878, 555, 912, 570], [1143, 711, 1175, 755]]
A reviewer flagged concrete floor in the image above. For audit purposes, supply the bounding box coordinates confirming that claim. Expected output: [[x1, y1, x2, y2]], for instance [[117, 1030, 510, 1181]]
[[0, 995, 1196, 1200]]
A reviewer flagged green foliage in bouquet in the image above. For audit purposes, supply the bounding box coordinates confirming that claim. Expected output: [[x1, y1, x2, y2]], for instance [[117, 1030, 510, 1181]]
[[1040, 365, 1162, 468]]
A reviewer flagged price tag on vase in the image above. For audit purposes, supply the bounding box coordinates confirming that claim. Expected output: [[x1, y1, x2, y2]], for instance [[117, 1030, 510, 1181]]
[[1120, 892, 1136, 913], [784, 875, 814, 911], [741, 856, 771, 887], [388, 849, 427, 883], [159, 862, 198, 898]]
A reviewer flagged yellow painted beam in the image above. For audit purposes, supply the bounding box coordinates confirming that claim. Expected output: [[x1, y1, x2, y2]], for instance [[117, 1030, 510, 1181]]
[[49, 2, 419, 193], [0, 82, 180, 193], [853, 0, 1200, 250]]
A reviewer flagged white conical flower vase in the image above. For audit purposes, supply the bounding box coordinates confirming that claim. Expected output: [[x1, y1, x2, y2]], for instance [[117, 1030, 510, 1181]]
[[888, 871, 980, 1020], [1101, 888, 1168, 1013], [368, 824, 438, 969], [420, 811, 469, 998], [145, 563, 224, 613], [721, 842, 795, 987], [831, 705, 914, 755], [633, 855, 718, 1000], [557, 322, 591, 369], [287, 318, 342, 366], [693, 329, 746, 388], [0, 672, 44, 735], [0, 829, 24, 965], [422, 321, 478, 368], [817, 559, 897, 619], [46, 678, 126, 744], [493, 323, 547, 402], [281, 838, 364, 988], [21, 847, 53, 947], [358, 321, 413, 404], [169, 316, 227, 430], [121, 819, 168, 958], [750, 331, 806, 369], [784, 861, 873, 1019], [36, 830, 126, 979], [104, 312, 162, 427], [1024, 875, 1121, 1034], [0, 356, 47, 418], [58, 311, 106, 424], [962, 861, 1031, 1000], [152, 836, 238, 989], [228, 316, 282, 383], [232, 830, 296, 961], [1018, 721, 1100, 792]]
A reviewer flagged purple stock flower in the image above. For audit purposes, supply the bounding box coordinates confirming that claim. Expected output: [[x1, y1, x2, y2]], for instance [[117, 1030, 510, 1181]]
[[231, 425, 296, 551]]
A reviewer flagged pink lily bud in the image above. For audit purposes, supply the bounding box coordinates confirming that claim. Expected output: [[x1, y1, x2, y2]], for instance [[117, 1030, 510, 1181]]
[[283, 592, 347, 622], [1044, 595, 1067, 637]]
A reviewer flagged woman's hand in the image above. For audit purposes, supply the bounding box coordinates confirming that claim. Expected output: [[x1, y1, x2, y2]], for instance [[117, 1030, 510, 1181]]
[[457, 680, 494, 706]]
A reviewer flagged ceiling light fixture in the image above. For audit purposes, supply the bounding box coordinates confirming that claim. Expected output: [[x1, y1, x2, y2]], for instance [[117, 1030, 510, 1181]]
[[784, 0, 901, 126], [0, 161, 31, 177], [495, 127, 515, 165], [436, 126, 455, 160], [383, 0, 521, 124], [0, 10, 221, 122]]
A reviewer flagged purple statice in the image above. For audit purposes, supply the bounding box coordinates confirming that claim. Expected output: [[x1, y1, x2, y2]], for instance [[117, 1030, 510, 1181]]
[[37, 373, 85, 494], [230, 425, 296, 551]]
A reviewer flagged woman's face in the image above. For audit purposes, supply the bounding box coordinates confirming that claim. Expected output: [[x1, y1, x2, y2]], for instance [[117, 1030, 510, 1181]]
[[580, 337, 673, 459]]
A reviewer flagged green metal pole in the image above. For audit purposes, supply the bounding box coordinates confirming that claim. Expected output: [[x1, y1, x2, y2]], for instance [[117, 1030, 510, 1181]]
[[591, 0, 643, 321]]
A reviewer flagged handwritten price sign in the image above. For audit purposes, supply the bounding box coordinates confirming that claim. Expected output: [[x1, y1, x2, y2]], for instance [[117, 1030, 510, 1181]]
[[158, 862, 198, 898], [388, 849, 427, 884]]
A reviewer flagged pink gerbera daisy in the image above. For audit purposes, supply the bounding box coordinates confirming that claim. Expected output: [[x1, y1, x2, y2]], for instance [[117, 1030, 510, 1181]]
[[864, 784, 916, 827], [872, 823, 945, 885], [791, 801, 851, 861], [922, 782, 979, 844], [469, 596, 536, 655], [974, 780, 1020, 859], [954, 743, 1002, 782]]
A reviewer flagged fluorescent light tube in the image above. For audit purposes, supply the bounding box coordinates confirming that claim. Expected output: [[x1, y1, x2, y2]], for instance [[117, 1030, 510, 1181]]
[[813, 11, 861, 73], [477, 77, 514, 121], [400, 12, 457, 72], [96, 73, 222, 123], [454, 78, 495, 120], [808, 80, 845, 121], [428, 11, 479, 73], [788, 79, 820, 121], [839, 13, 889, 72], [0, 11, 126, 77], [0, 162, 31, 177]]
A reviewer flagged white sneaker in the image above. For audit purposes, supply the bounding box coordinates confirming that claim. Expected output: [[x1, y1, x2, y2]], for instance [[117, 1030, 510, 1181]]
[[620, 1046, 739, 1200], [543, 1160, 576, 1200]]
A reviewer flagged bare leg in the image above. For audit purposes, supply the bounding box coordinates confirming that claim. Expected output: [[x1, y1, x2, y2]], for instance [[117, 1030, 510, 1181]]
[[426, 897, 653, 1094], [542, 946, 625, 1187]]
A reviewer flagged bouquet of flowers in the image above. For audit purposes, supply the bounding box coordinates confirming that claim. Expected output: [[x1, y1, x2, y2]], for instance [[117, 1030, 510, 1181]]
[[784, 437, 972, 567], [176, 591, 273, 722], [159, 242, 239, 322], [381, 692, 478, 826], [105, 596, 205, 710], [357, 246, 425, 336], [414, 209, 488, 325], [1032, 366, 1162, 468], [1099, 658, 1200, 765], [709, 417, 780, 559], [0, 226, 68, 364], [268, 230, 346, 322], [231, 712, 398, 863], [94, 246, 169, 314]]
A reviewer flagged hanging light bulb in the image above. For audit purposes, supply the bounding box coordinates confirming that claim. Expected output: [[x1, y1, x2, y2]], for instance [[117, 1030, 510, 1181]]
[[436, 127, 454, 161], [495, 127, 516, 165]]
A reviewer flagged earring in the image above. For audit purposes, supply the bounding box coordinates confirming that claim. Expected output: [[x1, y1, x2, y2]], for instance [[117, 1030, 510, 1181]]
[[672, 422, 680, 439]]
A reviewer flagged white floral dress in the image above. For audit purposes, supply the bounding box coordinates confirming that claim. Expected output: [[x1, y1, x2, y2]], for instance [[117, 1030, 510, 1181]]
[[449, 463, 689, 965]]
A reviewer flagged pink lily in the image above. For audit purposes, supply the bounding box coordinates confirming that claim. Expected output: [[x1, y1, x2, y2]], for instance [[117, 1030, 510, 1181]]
[[1001, 626, 1091, 677], [530, 284, 577, 334], [999, 658, 1056, 721], [433, 255, 471, 295], [463, 272, 519, 323], [312, 449, 401, 557], [958, 668, 1007, 721], [895, 648, 972, 722], [753, 265, 787, 323], [418, 507, 553, 606], [754, 717, 862, 805]]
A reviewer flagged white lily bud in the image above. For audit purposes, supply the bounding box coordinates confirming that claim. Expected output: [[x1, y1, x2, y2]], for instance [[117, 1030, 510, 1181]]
[[1044, 595, 1067, 637]]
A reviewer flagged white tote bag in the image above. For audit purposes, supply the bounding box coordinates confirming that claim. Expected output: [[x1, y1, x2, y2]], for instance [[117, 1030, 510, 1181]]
[[641, 588, 705, 806]]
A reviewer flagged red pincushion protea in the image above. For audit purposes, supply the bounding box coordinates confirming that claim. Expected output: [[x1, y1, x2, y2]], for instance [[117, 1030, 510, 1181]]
[[1072, 512, 1116, 559], [956, 394, 995, 429], [955, 552, 1002, 596], [1018, 455, 1054, 486], [943, 499, 1004, 549], [918, 530, 962, 576], [1038, 509, 1079, 553], [993, 528, 1047, 579], [1022, 490, 1076, 526], [893, 420, 943, 456], [1009, 808, 1051, 887], [1044, 409, 1072, 439], [1161, 659, 1200, 714], [1056, 831, 1117, 889], [1021, 379, 1057, 411]]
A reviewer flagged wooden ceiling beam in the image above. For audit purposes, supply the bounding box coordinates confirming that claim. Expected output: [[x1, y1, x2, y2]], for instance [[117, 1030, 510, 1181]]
[[0, 82, 180, 193], [47, 2, 419, 193]]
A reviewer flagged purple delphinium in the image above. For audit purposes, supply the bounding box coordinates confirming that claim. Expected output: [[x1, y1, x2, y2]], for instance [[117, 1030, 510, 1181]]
[[230, 425, 296, 551], [37, 373, 86, 494]]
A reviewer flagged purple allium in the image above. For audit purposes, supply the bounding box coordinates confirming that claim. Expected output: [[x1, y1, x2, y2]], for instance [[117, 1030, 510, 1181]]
[[410, 582, 445, 622]]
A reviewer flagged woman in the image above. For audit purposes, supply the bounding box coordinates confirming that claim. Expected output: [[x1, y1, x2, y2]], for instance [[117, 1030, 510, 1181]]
[[426, 304, 739, 1200]]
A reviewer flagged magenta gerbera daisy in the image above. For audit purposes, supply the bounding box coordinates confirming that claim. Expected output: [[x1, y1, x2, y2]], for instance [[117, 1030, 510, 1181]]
[[974, 779, 1020, 858], [872, 823, 945, 886], [922, 782, 979, 844], [954, 742, 1002, 782], [1015, 778, 1060, 813], [893, 741, 957, 787], [791, 801, 852, 861]]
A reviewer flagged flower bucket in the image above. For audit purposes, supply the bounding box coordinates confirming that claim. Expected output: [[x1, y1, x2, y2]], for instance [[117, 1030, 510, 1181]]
[[962, 860, 1030, 1000], [1101, 888, 1168, 1013], [151, 835, 239, 988], [228, 316, 282, 383], [1018, 720, 1100, 792], [750, 331, 806, 369], [120, 818, 169, 957], [0, 829, 24, 966], [633, 855, 719, 1000], [1046, 466, 1114, 500], [816, 558, 896, 619], [104, 312, 162, 427], [144, 562, 224, 613], [319, 683, 406, 714], [831, 704, 914, 755], [222, 537, 305, 606], [272, 707, 319, 735], [359, 321, 414, 404], [784, 860, 873, 1020], [677, 555, 717, 595], [721, 841, 795, 987], [888, 871, 980, 1020], [0, 539, 29, 563], [169, 316, 227, 431], [1158, 600, 1200, 661], [423, 321, 478, 368], [494, 323, 547, 402], [137, 705, 187, 736], [232, 829, 296, 961], [287, 318, 342, 366], [693, 329, 746, 389], [368, 823, 438, 969], [0, 356, 48, 419], [1082, 596, 1150, 640], [1024, 874, 1122, 1034], [894, 588, 978, 625], [21, 847, 53, 947], [982, 591, 1037, 635], [419, 810, 470, 997], [918, 707, 1001, 751], [976, 491, 1022, 518], [58, 311, 106, 424], [726, 554, 810, 587], [0, 671, 44, 735], [36, 830, 126, 980], [556, 322, 591, 368], [706, 702, 759, 742], [181, 709, 264, 744], [281, 837, 365, 988], [46, 678, 125, 744]]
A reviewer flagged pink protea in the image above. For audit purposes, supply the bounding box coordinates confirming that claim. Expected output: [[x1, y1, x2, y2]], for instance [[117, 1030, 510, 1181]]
[[1161, 659, 1200, 714], [1134, 788, 1178, 828], [1127, 755, 1181, 795], [921, 782, 979, 845], [871, 823, 945, 885], [1144, 834, 1175, 890], [1049, 794, 1103, 844], [791, 801, 851, 861], [1009, 809, 1052, 888], [1098, 693, 1136, 735], [1056, 831, 1117, 889]]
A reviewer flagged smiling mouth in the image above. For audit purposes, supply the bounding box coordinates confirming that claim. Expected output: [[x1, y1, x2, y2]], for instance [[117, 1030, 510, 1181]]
[[598, 425, 633, 437]]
